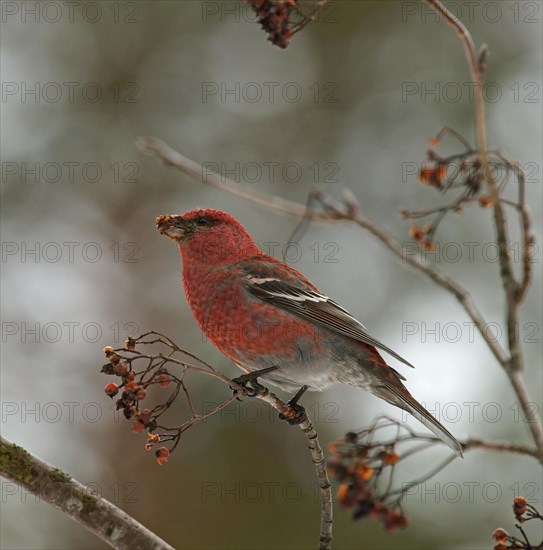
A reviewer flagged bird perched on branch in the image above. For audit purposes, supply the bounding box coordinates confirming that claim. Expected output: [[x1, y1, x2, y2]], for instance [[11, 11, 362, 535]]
[[157, 208, 463, 457]]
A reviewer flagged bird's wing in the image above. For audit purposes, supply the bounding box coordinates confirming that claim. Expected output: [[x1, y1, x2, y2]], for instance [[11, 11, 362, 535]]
[[243, 267, 415, 370]]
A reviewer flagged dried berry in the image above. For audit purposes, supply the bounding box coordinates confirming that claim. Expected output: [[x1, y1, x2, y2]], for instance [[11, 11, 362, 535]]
[[513, 496, 528, 517], [419, 163, 447, 189], [104, 383, 119, 398], [491, 528, 508, 542], [157, 373, 171, 389], [103, 346, 121, 365], [132, 420, 145, 433], [478, 195, 494, 208], [124, 337, 136, 350], [382, 451, 400, 465], [155, 447, 170, 466], [114, 363, 129, 376]]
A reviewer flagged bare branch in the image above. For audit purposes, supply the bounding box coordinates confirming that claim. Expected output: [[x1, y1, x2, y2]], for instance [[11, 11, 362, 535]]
[[252, 388, 333, 550], [462, 437, 540, 460], [137, 137, 315, 219], [423, 0, 543, 464], [0, 436, 174, 550]]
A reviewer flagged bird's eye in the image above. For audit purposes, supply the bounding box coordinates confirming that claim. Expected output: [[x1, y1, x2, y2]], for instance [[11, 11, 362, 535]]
[[197, 217, 208, 226]]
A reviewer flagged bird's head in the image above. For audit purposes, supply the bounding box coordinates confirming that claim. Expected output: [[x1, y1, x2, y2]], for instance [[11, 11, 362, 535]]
[[156, 209, 261, 266]]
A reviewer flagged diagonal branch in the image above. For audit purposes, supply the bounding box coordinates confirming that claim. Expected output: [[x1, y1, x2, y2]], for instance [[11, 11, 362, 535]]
[[462, 437, 540, 460], [0, 436, 174, 550]]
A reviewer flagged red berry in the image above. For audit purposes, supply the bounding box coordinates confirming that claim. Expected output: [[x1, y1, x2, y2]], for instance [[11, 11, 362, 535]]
[[132, 420, 145, 433], [138, 409, 152, 425], [491, 528, 508, 542], [104, 383, 119, 398], [103, 346, 121, 365], [155, 447, 170, 466], [124, 337, 136, 350], [157, 373, 171, 388], [114, 363, 129, 376], [383, 451, 400, 465], [513, 496, 528, 516], [134, 388, 147, 400]]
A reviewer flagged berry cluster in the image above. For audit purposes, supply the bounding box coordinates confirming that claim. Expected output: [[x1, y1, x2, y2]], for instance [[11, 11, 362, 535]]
[[327, 432, 408, 532], [491, 497, 542, 549], [100, 332, 240, 466], [245, 0, 296, 48], [101, 339, 176, 465], [244, 0, 324, 49], [401, 126, 522, 249]]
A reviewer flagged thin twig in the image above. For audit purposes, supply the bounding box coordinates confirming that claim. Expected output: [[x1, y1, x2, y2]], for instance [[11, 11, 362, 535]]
[[462, 437, 540, 460], [137, 137, 317, 219], [253, 388, 333, 550], [0, 437, 174, 550]]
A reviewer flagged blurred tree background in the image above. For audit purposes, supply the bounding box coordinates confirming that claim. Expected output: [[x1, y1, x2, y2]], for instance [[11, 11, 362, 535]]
[[1, 1, 541, 548]]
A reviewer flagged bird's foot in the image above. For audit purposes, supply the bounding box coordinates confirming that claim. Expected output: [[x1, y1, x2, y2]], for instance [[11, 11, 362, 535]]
[[278, 385, 309, 425], [230, 366, 278, 399]]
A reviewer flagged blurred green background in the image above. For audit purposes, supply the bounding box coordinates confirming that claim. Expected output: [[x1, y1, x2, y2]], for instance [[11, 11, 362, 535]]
[[1, 1, 542, 548]]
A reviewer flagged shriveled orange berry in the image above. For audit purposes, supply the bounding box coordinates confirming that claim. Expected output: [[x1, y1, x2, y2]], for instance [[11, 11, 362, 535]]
[[157, 373, 171, 388], [419, 163, 447, 189], [155, 447, 170, 466], [123, 406, 137, 419], [101, 364, 115, 375], [124, 337, 136, 350], [134, 388, 147, 400], [383, 451, 400, 465], [384, 511, 408, 532], [104, 383, 119, 398], [124, 381, 139, 392], [491, 528, 508, 542], [138, 409, 152, 425], [103, 346, 121, 365], [132, 420, 145, 433], [114, 363, 129, 376], [422, 238, 436, 252], [337, 484, 355, 509], [478, 195, 494, 208], [355, 463, 374, 481], [410, 222, 425, 242], [369, 502, 388, 519], [513, 496, 528, 516]]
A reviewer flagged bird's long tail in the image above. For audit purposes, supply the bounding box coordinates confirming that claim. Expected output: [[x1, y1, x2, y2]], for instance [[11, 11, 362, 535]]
[[378, 382, 464, 458]]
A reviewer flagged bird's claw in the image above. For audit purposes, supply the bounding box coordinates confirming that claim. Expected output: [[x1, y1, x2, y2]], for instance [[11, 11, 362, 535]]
[[278, 402, 307, 425], [230, 366, 278, 400], [278, 385, 309, 425]]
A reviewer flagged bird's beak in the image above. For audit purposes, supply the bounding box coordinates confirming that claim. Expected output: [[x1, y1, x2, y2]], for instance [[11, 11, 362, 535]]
[[156, 215, 188, 241]]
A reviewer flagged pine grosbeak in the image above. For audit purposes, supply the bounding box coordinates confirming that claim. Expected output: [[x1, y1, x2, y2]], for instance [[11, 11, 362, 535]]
[[157, 209, 462, 457]]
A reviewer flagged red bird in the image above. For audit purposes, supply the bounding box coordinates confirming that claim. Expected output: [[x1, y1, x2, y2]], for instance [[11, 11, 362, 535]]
[[157, 209, 463, 457]]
